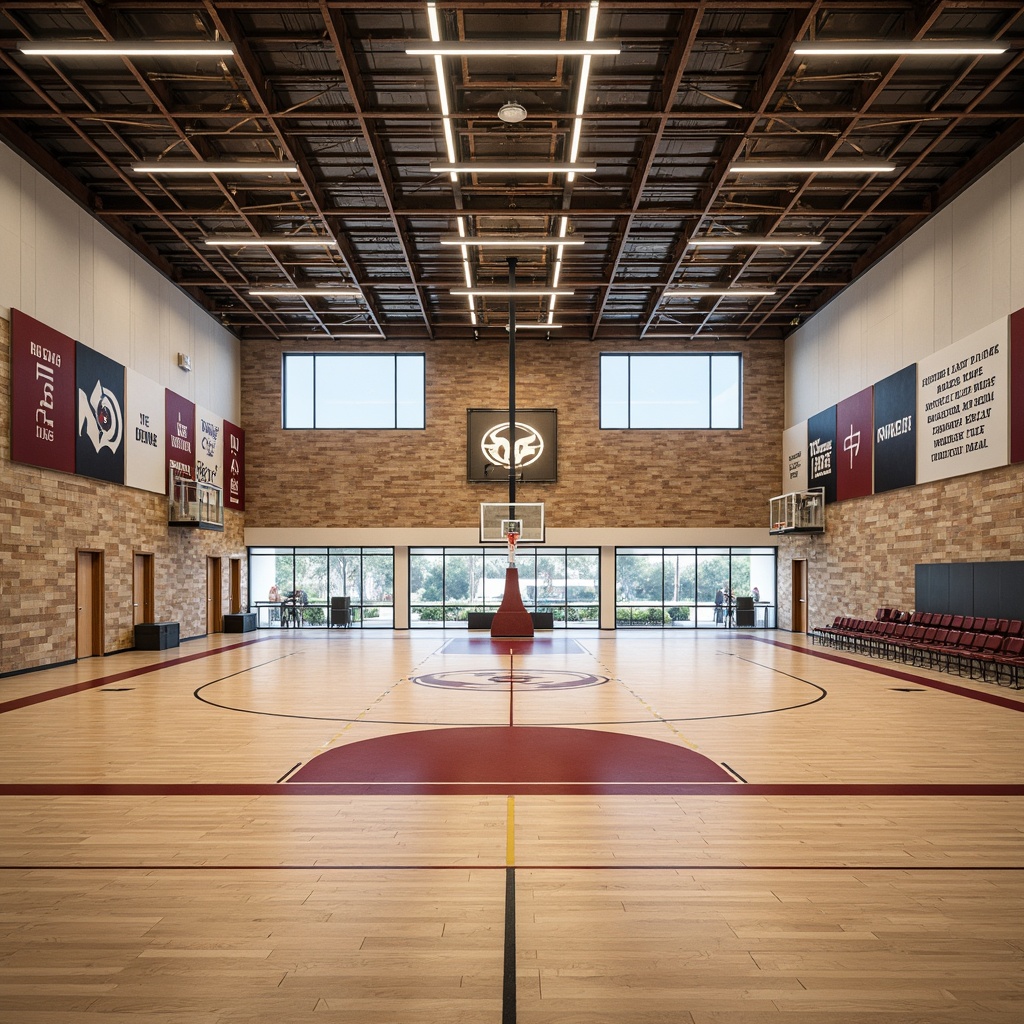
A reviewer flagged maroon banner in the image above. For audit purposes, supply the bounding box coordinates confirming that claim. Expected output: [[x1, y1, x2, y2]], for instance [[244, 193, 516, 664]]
[[1011, 307, 1024, 465], [10, 309, 77, 474], [165, 390, 195, 487], [836, 387, 874, 501], [223, 419, 245, 511]]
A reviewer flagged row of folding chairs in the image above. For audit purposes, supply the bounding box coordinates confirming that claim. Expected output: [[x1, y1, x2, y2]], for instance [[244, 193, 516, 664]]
[[811, 616, 1024, 688]]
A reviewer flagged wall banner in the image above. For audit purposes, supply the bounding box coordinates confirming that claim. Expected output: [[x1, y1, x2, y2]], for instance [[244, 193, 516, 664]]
[[806, 406, 837, 503], [836, 387, 873, 502], [782, 422, 808, 492], [75, 342, 125, 484], [10, 309, 77, 474], [195, 405, 224, 490], [916, 318, 1008, 484], [165, 390, 196, 486], [873, 364, 917, 494], [124, 369, 166, 493], [467, 408, 557, 483], [223, 419, 245, 511], [1010, 307, 1024, 465]]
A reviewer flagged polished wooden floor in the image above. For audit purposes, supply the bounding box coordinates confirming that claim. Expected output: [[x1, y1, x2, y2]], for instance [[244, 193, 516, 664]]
[[1, 628, 1022, 1023]]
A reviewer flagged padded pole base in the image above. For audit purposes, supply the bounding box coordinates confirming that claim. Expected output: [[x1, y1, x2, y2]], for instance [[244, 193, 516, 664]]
[[490, 567, 535, 638]]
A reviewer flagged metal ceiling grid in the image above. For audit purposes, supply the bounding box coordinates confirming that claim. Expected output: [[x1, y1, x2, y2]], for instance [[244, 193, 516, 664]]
[[1, 0, 1022, 346]]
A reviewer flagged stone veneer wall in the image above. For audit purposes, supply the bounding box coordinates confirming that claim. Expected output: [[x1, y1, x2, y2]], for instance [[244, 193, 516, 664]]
[[0, 316, 247, 676], [242, 334, 786, 529], [775, 463, 1024, 632]]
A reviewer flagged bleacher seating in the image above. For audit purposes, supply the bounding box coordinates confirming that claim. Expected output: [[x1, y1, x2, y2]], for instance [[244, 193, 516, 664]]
[[810, 609, 1024, 689]]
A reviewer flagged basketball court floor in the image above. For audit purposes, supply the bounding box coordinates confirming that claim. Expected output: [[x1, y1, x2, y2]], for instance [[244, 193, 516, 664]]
[[1, 628, 1021, 1023]]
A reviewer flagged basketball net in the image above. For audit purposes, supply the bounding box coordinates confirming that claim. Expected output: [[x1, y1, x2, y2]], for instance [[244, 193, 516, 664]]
[[506, 530, 519, 566]]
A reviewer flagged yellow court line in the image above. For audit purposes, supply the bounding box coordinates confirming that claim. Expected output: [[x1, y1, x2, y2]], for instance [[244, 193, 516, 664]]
[[506, 795, 515, 866]]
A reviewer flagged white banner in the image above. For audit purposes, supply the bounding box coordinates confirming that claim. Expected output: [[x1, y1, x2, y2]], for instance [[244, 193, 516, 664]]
[[782, 421, 808, 492], [124, 369, 166, 493], [195, 405, 225, 489], [916, 318, 1009, 484]]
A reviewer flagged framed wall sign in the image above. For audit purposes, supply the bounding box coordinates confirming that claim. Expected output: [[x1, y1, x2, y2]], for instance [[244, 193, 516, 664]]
[[467, 408, 557, 483]]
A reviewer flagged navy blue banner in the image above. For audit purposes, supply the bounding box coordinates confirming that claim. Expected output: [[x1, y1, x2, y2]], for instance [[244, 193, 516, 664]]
[[75, 342, 126, 484], [873, 365, 917, 493], [807, 406, 838, 504]]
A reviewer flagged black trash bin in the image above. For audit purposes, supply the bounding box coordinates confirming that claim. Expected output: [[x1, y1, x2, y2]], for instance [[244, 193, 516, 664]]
[[331, 596, 352, 627]]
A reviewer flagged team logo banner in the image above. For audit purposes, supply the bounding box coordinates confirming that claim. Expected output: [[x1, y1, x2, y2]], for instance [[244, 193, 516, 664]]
[[467, 408, 557, 483], [165, 389, 196, 486], [223, 419, 245, 511], [873, 365, 917, 493], [781, 422, 808, 492], [195, 405, 224, 491], [916, 318, 1008, 484], [806, 406, 838, 503], [836, 387, 873, 502], [10, 309, 77, 474], [124, 369, 166, 493], [75, 342, 125, 484]]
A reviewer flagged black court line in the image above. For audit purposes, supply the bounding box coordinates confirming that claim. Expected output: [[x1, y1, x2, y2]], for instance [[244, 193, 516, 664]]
[[2, 783, 1022, 796], [503, 866, 516, 1024], [1, 863, 1021, 872], [0, 638, 275, 716]]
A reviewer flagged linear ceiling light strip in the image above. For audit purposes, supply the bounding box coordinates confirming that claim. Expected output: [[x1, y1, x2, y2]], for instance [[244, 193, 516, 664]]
[[405, 40, 620, 56], [426, 2, 475, 323], [133, 160, 297, 174], [18, 41, 235, 57], [793, 39, 1007, 56]]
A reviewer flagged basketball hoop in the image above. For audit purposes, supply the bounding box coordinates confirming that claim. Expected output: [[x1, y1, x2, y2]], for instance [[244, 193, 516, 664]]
[[506, 530, 519, 566]]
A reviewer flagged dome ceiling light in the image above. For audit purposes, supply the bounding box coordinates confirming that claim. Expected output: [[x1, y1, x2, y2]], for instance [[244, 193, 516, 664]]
[[497, 101, 528, 124]]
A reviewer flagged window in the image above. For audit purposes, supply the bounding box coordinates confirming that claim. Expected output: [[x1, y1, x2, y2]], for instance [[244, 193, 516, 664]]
[[615, 547, 776, 628], [600, 353, 742, 429], [409, 547, 600, 627], [248, 547, 394, 627], [283, 353, 425, 429]]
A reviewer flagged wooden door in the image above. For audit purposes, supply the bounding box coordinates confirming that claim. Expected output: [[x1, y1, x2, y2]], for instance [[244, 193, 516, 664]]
[[230, 558, 242, 615], [133, 553, 155, 625], [76, 550, 103, 658], [207, 556, 223, 634], [791, 558, 808, 633]]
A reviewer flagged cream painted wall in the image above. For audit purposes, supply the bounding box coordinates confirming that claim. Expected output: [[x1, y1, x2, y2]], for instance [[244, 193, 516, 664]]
[[786, 140, 1024, 427], [0, 140, 240, 423]]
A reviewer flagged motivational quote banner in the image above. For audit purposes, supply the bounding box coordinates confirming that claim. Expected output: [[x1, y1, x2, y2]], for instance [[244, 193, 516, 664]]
[[916, 318, 1008, 485]]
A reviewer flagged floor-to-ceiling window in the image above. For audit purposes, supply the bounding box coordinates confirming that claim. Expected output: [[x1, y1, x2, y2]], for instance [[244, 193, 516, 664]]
[[616, 547, 776, 628], [409, 547, 599, 627], [248, 547, 394, 627]]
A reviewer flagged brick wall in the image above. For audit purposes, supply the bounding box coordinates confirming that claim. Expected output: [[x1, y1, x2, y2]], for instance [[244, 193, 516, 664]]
[[775, 464, 1024, 631], [242, 335, 786, 529], [0, 316, 246, 675]]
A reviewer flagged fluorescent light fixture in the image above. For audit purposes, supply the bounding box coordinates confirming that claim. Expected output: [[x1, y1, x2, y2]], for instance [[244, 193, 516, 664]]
[[689, 236, 822, 247], [204, 235, 338, 247], [729, 160, 896, 174], [793, 39, 1008, 56], [451, 288, 575, 296], [248, 289, 362, 297], [282, 332, 383, 340], [406, 39, 620, 56], [665, 288, 777, 297], [133, 160, 297, 174], [18, 40, 235, 57], [440, 234, 585, 247], [432, 161, 596, 174], [505, 323, 563, 330]]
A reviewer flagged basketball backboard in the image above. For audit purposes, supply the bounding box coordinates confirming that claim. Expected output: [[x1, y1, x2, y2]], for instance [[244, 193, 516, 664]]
[[479, 502, 545, 543]]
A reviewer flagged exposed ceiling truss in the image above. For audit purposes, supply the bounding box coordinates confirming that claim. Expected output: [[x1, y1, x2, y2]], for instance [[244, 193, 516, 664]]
[[1, 0, 1022, 347]]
